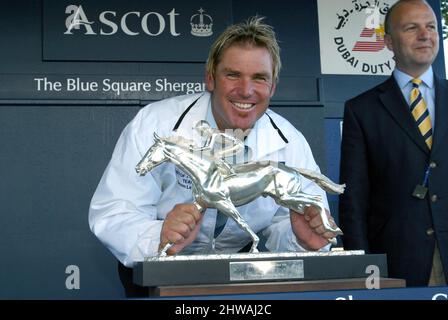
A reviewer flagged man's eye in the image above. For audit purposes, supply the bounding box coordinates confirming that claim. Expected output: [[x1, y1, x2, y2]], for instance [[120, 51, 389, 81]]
[[254, 76, 268, 82]]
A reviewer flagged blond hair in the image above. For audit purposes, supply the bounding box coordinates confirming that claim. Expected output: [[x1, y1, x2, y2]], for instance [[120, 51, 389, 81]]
[[205, 16, 281, 83]]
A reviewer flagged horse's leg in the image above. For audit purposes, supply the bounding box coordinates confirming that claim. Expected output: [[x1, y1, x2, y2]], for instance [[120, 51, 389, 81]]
[[215, 200, 260, 253], [278, 193, 343, 242]]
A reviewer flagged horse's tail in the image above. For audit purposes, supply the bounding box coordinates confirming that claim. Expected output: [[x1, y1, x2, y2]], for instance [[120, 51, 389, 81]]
[[294, 168, 346, 195]]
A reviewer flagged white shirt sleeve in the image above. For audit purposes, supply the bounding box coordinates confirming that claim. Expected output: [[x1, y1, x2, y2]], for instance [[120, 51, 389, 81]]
[[88, 111, 164, 267]]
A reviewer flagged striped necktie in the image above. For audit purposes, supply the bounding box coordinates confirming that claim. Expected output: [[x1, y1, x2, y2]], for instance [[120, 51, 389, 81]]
[[410, 79, 433, 149]]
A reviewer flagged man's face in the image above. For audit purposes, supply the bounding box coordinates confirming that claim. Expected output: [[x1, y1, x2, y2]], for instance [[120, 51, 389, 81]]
[[385, 1, 439, 77], [206, 44, 276, 131]]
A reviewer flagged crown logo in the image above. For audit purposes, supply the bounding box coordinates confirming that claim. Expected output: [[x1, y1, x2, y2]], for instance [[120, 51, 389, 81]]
[[190, 8, 213, 37]]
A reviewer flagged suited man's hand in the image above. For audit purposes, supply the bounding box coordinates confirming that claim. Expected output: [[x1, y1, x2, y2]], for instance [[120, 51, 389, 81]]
[[159, 203, 203, 255], [290, 207, 338, 250]]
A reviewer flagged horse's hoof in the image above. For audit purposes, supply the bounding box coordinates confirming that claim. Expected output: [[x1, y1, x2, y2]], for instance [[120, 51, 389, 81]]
[[158, 243, 173, 257], [328, 237, 338, 245], [330, 226, 343, 235]]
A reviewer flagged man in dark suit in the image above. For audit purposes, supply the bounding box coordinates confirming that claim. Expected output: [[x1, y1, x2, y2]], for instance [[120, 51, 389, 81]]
[[339, 0, 447, 287]]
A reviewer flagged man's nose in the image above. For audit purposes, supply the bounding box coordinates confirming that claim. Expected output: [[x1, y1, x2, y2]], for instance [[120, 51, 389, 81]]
[[238, 78, 254, 97], [417, 27, 431, 40]]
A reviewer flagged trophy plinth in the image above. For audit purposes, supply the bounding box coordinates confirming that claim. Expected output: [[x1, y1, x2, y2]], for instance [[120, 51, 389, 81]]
[[133, 250, 388, 288]]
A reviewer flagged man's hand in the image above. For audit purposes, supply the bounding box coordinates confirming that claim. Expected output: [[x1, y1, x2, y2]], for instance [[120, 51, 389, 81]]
[[159, 203, 203, 255], [290, 206, 338, 251]]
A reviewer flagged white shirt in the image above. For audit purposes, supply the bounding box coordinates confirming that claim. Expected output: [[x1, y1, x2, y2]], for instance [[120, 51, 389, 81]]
[[89, 92, 330, 267], [393, 67, 435, 129]]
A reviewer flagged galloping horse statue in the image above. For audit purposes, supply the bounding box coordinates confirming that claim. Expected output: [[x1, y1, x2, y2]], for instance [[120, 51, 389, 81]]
[[136, 132, 345, 256]]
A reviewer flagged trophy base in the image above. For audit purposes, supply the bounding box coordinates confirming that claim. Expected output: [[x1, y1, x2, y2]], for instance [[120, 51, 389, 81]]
[[133, 250, 388, 288], [148, 277, 406, 297]]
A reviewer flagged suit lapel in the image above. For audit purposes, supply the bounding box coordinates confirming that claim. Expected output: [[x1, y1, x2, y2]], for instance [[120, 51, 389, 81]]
[[432, 77, 448, 154], [379, 77, 430, 155]]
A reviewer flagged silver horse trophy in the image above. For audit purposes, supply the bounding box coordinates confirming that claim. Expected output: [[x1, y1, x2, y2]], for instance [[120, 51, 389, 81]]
[[135, 122, 344, 257]]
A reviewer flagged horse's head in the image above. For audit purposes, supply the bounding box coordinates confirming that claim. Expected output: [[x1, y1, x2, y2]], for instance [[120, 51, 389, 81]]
[[135, 133, 167, 176]]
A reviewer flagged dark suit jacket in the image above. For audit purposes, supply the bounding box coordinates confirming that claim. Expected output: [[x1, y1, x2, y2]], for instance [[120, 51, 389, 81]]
[[339, 75, 448, 287]]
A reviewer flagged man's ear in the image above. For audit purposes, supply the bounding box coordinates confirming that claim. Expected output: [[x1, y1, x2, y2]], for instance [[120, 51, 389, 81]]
[[269, 82, 277, 98], [205, 72, 215, 92], [384, 34, 393, 52]]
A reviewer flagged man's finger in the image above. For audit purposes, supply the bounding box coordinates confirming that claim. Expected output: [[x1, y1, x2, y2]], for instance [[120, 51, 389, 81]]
[[163, 229, 186, 244], [308, 215, 325, 228], [184, 204, 203, 222], [172, 214, 197, 231], [322, 230, 337, 239], [304, 206, 320, 218], [313, 224, 337, 236]]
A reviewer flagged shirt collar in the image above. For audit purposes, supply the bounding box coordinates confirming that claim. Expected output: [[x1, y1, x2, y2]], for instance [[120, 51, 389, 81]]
[[393, 66, 434, 89], [205, 99, 218, 129], [187, 94, 287, 160], [244, 112, 287, 160]]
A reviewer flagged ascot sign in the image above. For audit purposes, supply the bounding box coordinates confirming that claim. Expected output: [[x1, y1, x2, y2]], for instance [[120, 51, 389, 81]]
[[64, 5, 181, 36], [64, 5, 212, 37], [42, 0, 230, 61]]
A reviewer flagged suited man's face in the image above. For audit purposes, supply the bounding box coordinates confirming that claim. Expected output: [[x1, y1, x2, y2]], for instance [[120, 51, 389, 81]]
[[385, 1, 439, 77]]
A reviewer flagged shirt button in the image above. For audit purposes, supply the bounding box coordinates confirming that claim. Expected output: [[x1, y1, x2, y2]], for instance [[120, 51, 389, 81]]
[[431, 194, 438, 202], [429, 161, 437, 169], [426, 228, 434, 236]]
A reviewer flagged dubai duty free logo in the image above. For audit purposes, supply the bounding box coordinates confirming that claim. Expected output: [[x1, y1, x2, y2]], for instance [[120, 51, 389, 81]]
[[327, 0, 396, 75]]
